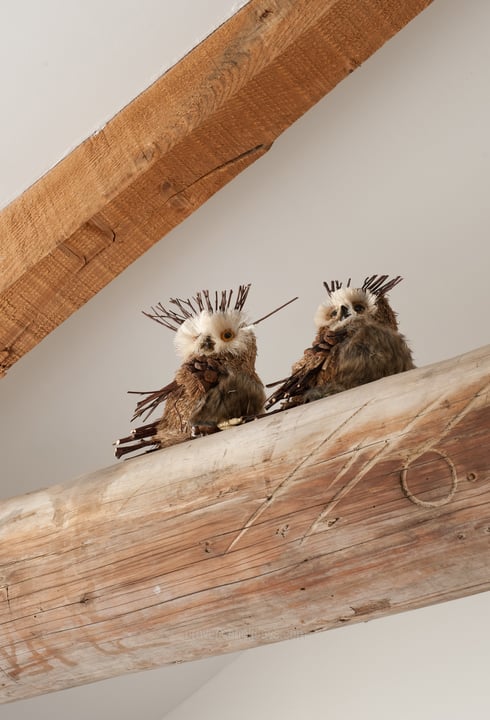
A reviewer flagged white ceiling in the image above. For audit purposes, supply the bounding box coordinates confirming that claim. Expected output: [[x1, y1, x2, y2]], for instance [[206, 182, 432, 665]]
[[0, 0, 248, 210], [1, 0, 489, 718]]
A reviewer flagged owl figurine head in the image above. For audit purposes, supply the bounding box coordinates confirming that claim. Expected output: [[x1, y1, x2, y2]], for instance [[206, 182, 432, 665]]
[[314, 275, 402, 333], [174, 308, 257, 361], [143, 284, 297, 368]]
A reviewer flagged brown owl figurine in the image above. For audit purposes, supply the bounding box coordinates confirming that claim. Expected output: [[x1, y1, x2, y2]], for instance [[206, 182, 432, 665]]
[[266, 275, 414, 409], [115, 284, 296, 458]]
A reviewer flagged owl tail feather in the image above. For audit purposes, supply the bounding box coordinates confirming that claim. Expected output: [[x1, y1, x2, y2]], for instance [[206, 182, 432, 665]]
[[265, 358, 326, 410], [114, 420, 160, 459], [128, 380, 180, 422]]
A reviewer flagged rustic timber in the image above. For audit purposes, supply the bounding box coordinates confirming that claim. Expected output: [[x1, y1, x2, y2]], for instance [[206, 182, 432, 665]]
[[1, 344, 489, 703], [0, 0, 434, 375]]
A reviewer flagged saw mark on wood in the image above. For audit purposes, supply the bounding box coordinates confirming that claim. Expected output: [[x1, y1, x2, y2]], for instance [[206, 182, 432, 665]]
[[116, 478, 152, 515], [0, 634, 76, 682], [225, 400, 372, 553], [0, 661, 13, 684], [301, 439, 391, 542], [303, 378, 490, 540], [5, 587, 11, 615], [0, 321, 32, 375], [301, 390, 460, 542], [350, 598, 391, 616], [399, 378, 490, 506], [60, 217, 116, 271], [88, 639, 130, 658]]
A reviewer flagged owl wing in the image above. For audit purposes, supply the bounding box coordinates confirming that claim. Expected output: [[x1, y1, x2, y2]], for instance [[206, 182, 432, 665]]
[[114, 378, 180, 458], [265, 328, 347, 410], [129, 356, 224, 423], [114, 357, 228, 457], [129, 379, 180, 422], [265, 348, 327, 409]]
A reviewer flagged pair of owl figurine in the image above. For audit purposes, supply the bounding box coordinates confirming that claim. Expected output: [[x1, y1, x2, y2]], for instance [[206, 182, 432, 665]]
[[115, 276, 414, 458]]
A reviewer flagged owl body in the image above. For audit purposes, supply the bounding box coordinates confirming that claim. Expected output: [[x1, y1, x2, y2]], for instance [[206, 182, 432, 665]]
[[115, 286, 267, 458], [266, 276, 414, 408], [309, 311, 414, 399], [155, 309, 265, 446]]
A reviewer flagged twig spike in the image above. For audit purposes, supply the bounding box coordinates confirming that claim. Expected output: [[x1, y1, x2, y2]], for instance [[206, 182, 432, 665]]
[[253, 296, 298, 326], [362, 274, 403, 296], [323, 275, 402, 299], [142, 284, 254, 331]]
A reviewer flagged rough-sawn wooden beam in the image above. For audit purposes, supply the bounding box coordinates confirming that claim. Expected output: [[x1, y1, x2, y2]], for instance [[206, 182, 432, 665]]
[[0, 0, 433, 375], [1, 345, 489, 703]]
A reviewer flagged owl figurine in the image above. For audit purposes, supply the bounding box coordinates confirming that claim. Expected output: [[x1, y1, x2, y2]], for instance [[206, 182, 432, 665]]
[[115, 285, 295, 458], [266, 275, 414, 409]]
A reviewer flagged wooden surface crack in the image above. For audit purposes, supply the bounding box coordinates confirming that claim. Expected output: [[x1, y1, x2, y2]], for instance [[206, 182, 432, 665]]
[[162, 143, 273, 207]]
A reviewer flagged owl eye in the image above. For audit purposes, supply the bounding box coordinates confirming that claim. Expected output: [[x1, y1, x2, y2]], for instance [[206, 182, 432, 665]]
[[353, 304, 365, 313], [221, 329, 235, 341]]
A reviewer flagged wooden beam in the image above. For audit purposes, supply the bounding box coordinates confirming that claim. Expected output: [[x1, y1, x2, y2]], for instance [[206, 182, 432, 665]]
[[0, 0, 433, 375], [1, 345, 489, 703]]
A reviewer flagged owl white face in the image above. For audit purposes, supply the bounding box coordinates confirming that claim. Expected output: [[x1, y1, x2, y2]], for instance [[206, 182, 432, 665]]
[[314, 287, 377, 330], [174, 309, 256, 360]]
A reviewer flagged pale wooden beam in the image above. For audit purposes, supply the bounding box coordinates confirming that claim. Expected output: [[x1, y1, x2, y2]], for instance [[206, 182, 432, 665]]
[[1, 345, 489, 703], [0, 0, 433, 375]]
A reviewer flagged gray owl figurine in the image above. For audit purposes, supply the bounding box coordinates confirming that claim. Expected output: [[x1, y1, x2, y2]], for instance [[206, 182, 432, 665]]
[[266, 275, 415, 409]]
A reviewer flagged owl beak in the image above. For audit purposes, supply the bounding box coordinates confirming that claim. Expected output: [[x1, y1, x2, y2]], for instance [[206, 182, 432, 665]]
[[340, 305, 350, 320], [200, 335, 215, 352]]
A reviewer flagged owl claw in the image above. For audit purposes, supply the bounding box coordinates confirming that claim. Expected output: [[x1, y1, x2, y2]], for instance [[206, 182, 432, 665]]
[[217, 417, 244, 430], [191, 423, 221, 438]]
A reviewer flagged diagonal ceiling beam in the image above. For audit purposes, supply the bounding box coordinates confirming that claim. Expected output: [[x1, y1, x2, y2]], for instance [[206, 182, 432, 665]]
[[0, 345, 488, 703], [0, 0, 433, 375]]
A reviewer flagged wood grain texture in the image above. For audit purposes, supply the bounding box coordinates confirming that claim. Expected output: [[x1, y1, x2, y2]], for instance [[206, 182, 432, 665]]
[[1, 344, 489, 703], [0, 0, 433, 375]]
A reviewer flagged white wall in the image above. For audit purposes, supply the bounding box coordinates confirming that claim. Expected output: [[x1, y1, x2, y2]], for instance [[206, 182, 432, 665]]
[[0, 0, 248, 209], [0, 0, 489, 718], [165, 593, 490, 720], [163, 1, 490, 716]]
